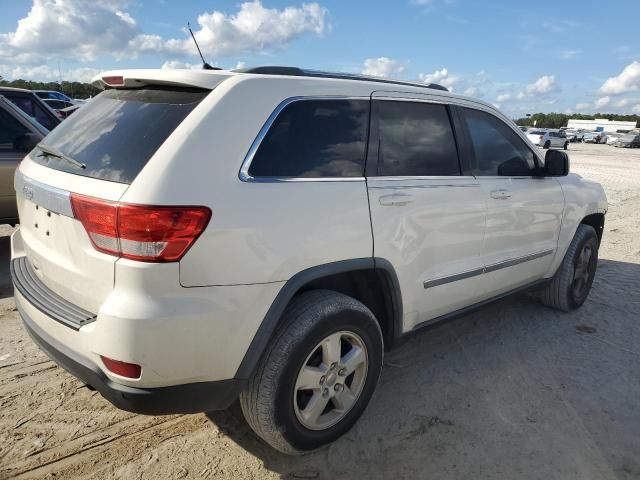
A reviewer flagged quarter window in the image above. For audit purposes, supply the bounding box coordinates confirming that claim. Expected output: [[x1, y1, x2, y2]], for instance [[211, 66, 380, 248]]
[[248, 99, 369, 178], [461, 108, 538, 176], [374, 101, 460, 176]]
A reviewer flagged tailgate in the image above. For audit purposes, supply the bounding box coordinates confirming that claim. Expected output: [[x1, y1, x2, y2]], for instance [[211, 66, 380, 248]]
[[15, 160, 128, 313]]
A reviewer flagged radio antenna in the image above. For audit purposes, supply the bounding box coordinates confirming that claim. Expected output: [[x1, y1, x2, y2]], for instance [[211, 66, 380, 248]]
[[187, 22, 219, 70]]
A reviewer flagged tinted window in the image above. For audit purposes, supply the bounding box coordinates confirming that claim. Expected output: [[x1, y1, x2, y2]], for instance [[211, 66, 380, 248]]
[[248, 99, 368, 178], [375, 101, 459, 176], [462, 108, 538, 176], [44, 100, 67, 110], [33, 87, 208, 184], [0, 108, 29, 153], [5, 95, 58, 131]]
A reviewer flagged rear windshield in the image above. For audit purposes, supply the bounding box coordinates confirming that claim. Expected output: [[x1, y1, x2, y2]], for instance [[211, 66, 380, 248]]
[[530, 131, 545, 135], [33, 87, 208, 184]]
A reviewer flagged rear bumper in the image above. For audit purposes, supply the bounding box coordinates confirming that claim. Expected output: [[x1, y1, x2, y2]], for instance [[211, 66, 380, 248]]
[[16, 295, 245, 414]]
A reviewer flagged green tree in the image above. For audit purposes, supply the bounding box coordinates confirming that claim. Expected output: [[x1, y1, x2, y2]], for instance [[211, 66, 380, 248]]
[[0, 78, 101, 99]]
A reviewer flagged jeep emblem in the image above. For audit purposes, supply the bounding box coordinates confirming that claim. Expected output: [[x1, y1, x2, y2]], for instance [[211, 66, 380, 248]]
[[22, 184, 34, 200]]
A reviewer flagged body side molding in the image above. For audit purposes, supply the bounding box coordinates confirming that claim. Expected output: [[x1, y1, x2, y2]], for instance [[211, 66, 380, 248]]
[[423, 249, 554, 289]]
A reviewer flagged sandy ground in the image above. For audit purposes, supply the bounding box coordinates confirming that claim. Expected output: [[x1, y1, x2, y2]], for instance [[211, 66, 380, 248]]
[[1, 143, 639, 480]]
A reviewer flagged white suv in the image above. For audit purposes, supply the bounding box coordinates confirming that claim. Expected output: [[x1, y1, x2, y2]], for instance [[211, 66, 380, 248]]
[[526, 129, 570, 149], [11, 67, 607, 454]]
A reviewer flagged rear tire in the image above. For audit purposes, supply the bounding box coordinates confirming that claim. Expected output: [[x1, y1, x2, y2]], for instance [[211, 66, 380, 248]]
[[563, 142, 569, 150], [538, 224, 599, 312], [240, 290, 384, 455], [544, 141, 551, 149]]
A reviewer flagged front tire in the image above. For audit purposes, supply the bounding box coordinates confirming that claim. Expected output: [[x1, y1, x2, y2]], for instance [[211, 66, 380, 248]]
[[240, 290, 384, 454], [564, 142, 569, 150], [538, 224, 599, 312]]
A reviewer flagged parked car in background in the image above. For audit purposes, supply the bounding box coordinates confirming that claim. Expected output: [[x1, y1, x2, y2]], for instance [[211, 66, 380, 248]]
[[611, 132, 640, 148], [42, 98, 76, 117], [58, 103, 82, 119], [583, 131, 606, 144], [0, 87, 60, 131], [605, 132, 623, 145], [526, 129, 569, 149], [9, 66, 607, 454], [34, 90, 75, 104], [564, 130, 578, 142], [0, 95, 48, 224]]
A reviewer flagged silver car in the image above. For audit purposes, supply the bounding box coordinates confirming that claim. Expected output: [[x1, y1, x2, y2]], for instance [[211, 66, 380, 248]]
[[0, 95, 48, 224], [526, 130, 569, 149]]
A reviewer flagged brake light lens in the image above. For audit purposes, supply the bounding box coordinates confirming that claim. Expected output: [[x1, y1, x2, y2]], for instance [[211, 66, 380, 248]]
[[70, 194, 211, 262], [102, 75, 125, 86], [101, 356, 142, 378]]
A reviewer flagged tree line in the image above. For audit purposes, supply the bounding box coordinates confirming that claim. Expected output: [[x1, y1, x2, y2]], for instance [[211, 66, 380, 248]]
[[0, 76, 101, 99], [514, 112, 640, 129]]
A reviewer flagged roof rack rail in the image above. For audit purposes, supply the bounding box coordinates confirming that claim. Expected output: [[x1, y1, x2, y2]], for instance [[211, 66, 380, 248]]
[[233, 66, 449, 92]]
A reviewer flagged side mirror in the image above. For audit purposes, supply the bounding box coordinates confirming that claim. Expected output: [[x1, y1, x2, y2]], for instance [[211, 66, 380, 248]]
[[544, 149, 569, 176], [13, 132, 40, 152]]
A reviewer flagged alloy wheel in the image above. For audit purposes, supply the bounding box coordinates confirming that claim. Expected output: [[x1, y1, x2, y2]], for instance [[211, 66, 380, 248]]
[[572, 243, 594, 298], [293, 331, 368, 431]]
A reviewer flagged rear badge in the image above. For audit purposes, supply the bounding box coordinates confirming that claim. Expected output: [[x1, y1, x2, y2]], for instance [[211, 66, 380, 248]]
[[23, 184, 34, 201]]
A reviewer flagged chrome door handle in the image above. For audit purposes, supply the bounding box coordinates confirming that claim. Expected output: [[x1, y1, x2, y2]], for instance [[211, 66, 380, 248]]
[[379, 193, 414, 206], [490, 189, 512, 200]]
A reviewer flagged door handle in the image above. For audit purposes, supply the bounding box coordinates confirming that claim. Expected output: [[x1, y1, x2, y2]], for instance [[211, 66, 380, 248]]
[[490, 189, 512, 200], [378, 193, 414, 206]]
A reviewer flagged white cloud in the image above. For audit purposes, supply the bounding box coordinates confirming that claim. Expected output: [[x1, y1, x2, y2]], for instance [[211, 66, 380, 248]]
[[0, 0, 138, 63], [599, 61, 640, 95], [632, 104, 640, 114], [161, 60, 201, 70], [525, 75, 558, 94], [0, 0, 328, 65], [418, 67, 459, 90], [462, 86, 477, 96], [130, 1, 328, 59], [559, 49, 581, 60], [594, 96, 610, 109], [361, 57, 404, 77], [496, 93, 512, 102], [0, 64, 100, 82]]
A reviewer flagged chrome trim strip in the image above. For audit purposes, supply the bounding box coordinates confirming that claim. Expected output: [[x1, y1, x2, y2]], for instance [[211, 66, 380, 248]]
[[423, 249, 555, 289], [484, 249, 555, 273], [239, 96, 369, 183], [370, 175, 477, 181], [423, 267, 484, 289], [14, 170, 73, 217], [368, 184, 478, 190]]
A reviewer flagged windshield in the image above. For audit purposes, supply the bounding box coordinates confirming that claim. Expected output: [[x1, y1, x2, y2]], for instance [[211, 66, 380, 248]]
[[33, 86, 208, 184], [530, 131, 545, 135]]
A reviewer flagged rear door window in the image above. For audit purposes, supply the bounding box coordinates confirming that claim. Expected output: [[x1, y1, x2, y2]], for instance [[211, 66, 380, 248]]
[[372, 100, 460, 176], [248, 99, 369, 178], [33, 87, 208, 184]]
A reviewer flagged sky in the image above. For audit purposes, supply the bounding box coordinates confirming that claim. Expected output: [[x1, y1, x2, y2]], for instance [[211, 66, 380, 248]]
[[1, 0, 639, 117]]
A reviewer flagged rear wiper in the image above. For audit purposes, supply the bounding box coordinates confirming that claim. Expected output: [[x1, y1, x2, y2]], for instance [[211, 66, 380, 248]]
[[37, 143, 86, 170]]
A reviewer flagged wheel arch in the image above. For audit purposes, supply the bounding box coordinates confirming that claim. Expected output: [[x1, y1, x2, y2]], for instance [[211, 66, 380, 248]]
[[234, 258, 403, 380], [580, 212, 605, 243]]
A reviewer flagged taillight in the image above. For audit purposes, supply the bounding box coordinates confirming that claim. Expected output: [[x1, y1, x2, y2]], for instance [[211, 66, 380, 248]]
[[102, 75, 125, 87], [101, 356, 142, 378], [70, 194, 211, 262], [539, 135, 544, 140]]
